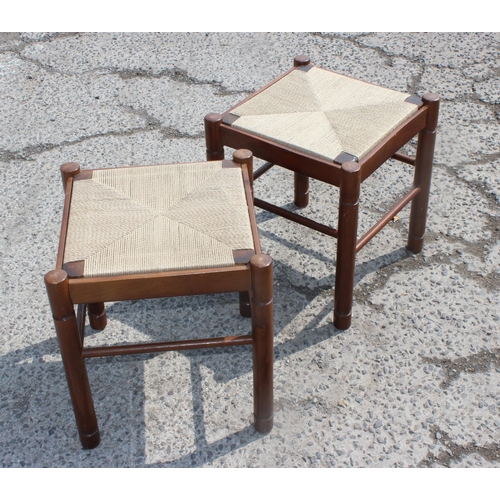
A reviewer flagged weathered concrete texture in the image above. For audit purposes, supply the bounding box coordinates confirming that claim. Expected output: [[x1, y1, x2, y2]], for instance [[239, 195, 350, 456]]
[[0, 32, 499, 468]]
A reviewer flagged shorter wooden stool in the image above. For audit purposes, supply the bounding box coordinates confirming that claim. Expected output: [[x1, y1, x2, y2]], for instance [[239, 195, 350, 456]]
[[45, 150, 273, 449]]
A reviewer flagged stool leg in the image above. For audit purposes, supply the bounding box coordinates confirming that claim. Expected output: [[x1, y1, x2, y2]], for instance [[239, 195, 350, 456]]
[[233, 149, 255, 318], [44, 270, 100, 449], [239, 292, 252, 318], [60, 162, 80, 191], [292, 56, 312, 208], [294, 55, 311, 67], [250, 254, 274, 434], [88, 302, 107, 331], [233, 148, 254, 189], [204, 113, 224, 161], [334, 162, 361, 330], [407, 93, 440, 253], [294, 172, 309, 208]]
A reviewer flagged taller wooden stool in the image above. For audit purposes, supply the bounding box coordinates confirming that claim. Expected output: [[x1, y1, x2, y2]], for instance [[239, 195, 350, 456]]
[[205, 55, 439, 330], [44, 150, 273, 449]]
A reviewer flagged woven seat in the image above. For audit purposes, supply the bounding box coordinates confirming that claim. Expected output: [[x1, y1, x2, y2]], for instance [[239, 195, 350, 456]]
[[45, 151, 274, 449], [228, 66, 420, 163], [205, 55, 440, 329], [63, 161, 255, 277]]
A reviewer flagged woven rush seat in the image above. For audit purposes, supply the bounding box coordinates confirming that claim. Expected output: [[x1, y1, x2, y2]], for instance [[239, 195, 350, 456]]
[[63, 161, 255, 278], [205, 55, 440, 330], [226, 66, 421, 163], [45, 151, 274, 449]]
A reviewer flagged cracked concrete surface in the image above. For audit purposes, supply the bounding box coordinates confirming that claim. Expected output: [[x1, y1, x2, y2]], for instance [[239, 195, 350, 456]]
[[0, 32, 499, 468]]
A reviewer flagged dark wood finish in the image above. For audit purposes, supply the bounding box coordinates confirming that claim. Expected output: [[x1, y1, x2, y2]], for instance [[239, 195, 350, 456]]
[[44, 269, 100, 449], [392, 152, 416, 166], [220, 124, 342, 185], [250, 254, 274, 433], [407, 93, 440, 253], [83, 335, 253, 358], [235, 148, 254, 321], [87, 302, 107, 331], [232, 148, 254, 187], [293, 54, 312, 204], [235, 152, 262, 255], [294, 172, 309, 208], [254, 162, 274, 181], [254, 197, 339, 238], [76, 303, 86, 343], [205, 55, 439, 329], [70, 259, 251, 307], [56, 177, 74, 270], [204, 113, 224, 161], [239, 291, 252, 317], [334, 162, 360, 330], [62, 260, 84, 278], [294, 55, 311, 67], [60, 162, 80, 190], [45, 152, 274, 448], [356, 186, 421, 252]]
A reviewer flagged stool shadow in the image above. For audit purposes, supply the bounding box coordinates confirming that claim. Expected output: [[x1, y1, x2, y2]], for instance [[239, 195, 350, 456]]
[[1, 261, 335, 467], [257, 224, 415, 289], [95, 272, 335, 466], [3, 234, 411, 467]]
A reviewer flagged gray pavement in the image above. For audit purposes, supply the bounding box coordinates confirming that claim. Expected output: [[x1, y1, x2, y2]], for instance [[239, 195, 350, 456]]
[[1, 32, 499, 468]]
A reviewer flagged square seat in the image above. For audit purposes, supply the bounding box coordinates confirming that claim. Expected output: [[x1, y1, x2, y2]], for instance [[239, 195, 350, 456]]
[[45, 151, 274, 449], [62, 160, 256, 278], [205, 55, 440, 330], [226, 64, 421, 163]]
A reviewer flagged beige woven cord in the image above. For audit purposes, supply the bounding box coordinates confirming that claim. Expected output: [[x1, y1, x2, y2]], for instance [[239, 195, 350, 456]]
[[232, 66, 418, 161], [64, 162, 255, 277]]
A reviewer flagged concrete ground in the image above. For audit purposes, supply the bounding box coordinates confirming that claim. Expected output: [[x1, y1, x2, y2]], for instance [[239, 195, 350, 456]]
[[1, 32, 499, 468]]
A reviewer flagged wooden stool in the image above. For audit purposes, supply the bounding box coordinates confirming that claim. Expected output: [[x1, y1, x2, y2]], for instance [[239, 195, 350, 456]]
[[44, 150, 273, 449], [205, 55, 439, 330]]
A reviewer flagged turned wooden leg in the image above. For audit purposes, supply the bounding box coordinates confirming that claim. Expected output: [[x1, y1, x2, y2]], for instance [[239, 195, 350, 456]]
[[44, 270, 100, 449], [250, 254, 274, 434], [292, 56, 312, 209], [334, 162, 361, 330], [88, 302, 107, 331], [233, 149, 255, 318], [294, 55, 311, 67], [407, 93, 440, 253], [294, 172, 310, 208], [239, 292, 252, 318], [233, 148, 254, 189], [204, 113, 224, 161], [60, 162, 80, 191]]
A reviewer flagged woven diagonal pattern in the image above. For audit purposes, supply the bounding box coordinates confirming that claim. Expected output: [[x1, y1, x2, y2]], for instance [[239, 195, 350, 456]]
[[231, 67, 419, 161], [64, 162, 255, 277]]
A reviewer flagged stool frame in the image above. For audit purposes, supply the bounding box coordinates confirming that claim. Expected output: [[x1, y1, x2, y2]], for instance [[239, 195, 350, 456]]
[[45, 150, 273, 449], [205, 55, 439, 330]]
